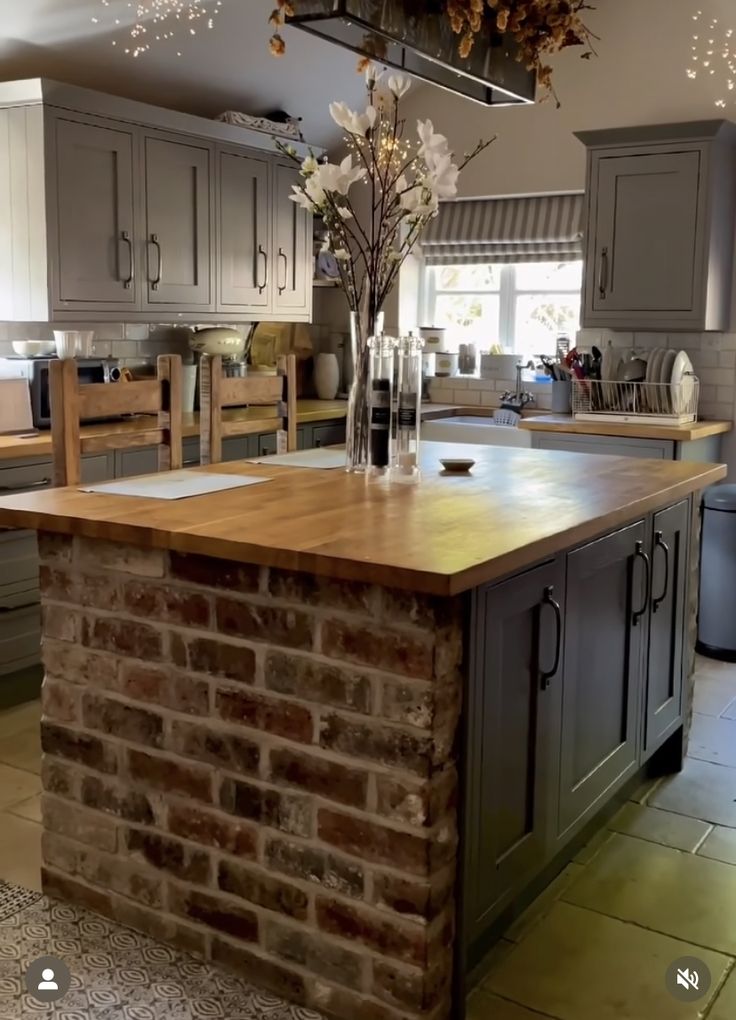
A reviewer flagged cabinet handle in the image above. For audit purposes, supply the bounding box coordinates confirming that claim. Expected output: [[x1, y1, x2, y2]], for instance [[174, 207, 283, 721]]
[[0, 478, 51, 493], [120, 230, 134, 289], [149, 234, 163, 290], [632, 540, 651, 627], [598, 246, 609, 299], [0, 600, 39, 613], [652, 531, 671, 614], [278, 248, 288, 294], [540, 585, 562, 691], [258, 245, 268, 293]]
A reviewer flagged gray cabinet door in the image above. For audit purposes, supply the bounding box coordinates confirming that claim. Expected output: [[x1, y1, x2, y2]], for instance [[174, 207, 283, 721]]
[[533, 434, 673, 460], [52, 117, 137, 307], [311, 421, 346, 448], [588, 150, 703, 318], [218, 149, 271, 311], [115, 446, 159, 478], [272, 163, 311, 316], [464, 560, 564, 953], [642, 500, 689, 760], [143, 134, 213, 308], [558, 521, 647, 840]]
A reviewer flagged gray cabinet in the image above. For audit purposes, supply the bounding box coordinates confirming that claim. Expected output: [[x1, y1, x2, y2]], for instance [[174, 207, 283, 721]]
[[143, 134, 213, 309], [577, 121, 736, 331], [272, 163, 311, 317], [464, 560, 564, 952], [52, 116, 138, 309], [218, 149, 271, 312], [642, 500, 689, 760], [558, 521, 647, 840], [530, 431, 723, 463], [311, 421, 347, 448]]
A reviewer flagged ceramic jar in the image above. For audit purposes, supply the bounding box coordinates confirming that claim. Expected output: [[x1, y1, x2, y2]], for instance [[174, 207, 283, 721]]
[[314, 352, 340, 400]]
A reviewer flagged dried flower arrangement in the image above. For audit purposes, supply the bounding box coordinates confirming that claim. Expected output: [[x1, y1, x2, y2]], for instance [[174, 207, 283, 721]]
[[268, 0, 596, 103]]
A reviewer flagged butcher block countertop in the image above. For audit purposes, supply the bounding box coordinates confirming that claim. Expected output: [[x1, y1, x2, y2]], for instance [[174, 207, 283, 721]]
[[0, 442, 724, 596], [518, 415, 732, 442], [0, 400, 348, 462]]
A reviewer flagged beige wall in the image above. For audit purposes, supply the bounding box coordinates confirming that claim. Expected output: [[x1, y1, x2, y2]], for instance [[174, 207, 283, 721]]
[[401, 0, 735, 197]]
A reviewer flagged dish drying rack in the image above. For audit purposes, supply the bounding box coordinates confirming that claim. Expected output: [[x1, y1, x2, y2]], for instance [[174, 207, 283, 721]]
[[572, 377, 699, 425]]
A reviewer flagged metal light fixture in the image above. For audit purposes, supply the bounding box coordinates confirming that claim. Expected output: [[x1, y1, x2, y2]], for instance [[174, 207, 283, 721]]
[[286, 0, 536, 106]]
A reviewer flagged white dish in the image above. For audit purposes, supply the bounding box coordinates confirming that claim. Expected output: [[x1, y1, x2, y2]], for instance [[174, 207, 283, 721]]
[[646, 348, 665, 411], [657, 350, 677, 414], [189, 327, 246, 359], [671, 350, 696, 414], [53, 330, 95, 359], [11, 340, 56, 357], [601, 347, 622, 407]]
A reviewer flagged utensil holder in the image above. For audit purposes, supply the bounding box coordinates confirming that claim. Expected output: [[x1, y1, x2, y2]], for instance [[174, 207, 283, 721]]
[[551, 380, 572, 413]]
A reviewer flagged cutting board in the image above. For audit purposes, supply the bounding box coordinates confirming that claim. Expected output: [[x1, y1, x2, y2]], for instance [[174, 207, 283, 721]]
[[0, 379, 33, 434]]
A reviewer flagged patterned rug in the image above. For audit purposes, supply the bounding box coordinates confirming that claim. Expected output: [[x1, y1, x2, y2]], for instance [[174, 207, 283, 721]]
[[0, 886, 323, 1020], [0, 881, 43, 923]]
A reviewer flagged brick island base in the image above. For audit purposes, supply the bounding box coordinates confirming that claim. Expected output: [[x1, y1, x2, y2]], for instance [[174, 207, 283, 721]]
[[37, 534, 464, 1020]]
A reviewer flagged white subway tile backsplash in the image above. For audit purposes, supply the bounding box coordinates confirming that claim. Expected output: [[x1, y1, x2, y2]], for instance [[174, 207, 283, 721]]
[[124, 324, 150, 341], [717, 386, 735, 406], [720, 351, 736, 368]]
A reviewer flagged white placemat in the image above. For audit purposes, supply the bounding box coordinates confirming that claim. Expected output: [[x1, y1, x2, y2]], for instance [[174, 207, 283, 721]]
[[248, 448, 346, 469], [80, 470, 271, 500]]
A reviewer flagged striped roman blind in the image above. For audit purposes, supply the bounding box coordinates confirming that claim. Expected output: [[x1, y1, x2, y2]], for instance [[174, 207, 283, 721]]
[[420, 192, 585, 266]]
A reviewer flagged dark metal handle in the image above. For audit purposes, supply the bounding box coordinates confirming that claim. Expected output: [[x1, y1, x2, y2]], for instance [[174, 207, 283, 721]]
[[0, 601, 39, 613], [540, 585, 562, 690], [0, 478, 51, 493], [150, 234, 163, 290], [652, 531, 670, 614], [258, 245, 268, 293], [278, 248, 288, 294], [121, 230, 134, 288], [632, 540, 651, 626], [598, 246, 609, 299]]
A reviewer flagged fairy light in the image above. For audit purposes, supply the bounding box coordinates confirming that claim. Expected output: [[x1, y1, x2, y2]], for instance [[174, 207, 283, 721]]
[[689, 9, 736, 106], [94, 0, 224, 57]]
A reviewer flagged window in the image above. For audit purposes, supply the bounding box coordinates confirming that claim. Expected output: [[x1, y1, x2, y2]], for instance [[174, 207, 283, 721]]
[[423, 261, 582, 358]]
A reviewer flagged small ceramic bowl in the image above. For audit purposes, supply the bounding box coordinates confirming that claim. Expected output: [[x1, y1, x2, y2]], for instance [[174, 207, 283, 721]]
[[440, 458, 475, 474]]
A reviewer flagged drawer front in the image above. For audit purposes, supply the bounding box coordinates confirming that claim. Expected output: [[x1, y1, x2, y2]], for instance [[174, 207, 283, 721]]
[[0, 531, 40, 595], [0, 604, 41, 676], [115, 447, 159, 478], [534, 434, 672, 459], [222, 437, 251, 462], [183, 438, 201, 467], [256, 432, 278, 458], [0, 460, 53, 496], [311, 421, 346, 448]]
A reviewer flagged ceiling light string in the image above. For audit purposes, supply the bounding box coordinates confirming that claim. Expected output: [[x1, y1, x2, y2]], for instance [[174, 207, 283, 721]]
[[689, 9, 736, 108], [95, 0, 225, 58]]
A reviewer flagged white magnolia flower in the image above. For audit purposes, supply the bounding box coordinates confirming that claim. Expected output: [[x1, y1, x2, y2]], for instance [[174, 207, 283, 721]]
[[315, 155, 366, 196], [334, 248, 350, 260], [417, 118, 450, 166], [399, 183, 438, 220], [329, 100, 377, 137], [305, 174, 327, 206], [364, 61, 383, 88], [300, 155, 319, 176], [337, 207, 353, 220], [427, 153, 460, 198], [289, 185, 312, 210], [388, 74, 411, 98]]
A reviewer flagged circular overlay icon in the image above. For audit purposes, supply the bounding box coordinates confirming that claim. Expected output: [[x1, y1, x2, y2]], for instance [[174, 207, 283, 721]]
[[666, 957, 712, 1002], [24, 955, 72, 1003]]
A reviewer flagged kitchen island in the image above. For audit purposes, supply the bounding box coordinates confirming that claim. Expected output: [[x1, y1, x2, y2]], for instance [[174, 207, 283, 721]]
[[0, 443, 725, 1020]]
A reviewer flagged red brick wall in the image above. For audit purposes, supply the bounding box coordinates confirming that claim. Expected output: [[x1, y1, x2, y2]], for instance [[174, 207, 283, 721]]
[[37, 533, 465, 1020]]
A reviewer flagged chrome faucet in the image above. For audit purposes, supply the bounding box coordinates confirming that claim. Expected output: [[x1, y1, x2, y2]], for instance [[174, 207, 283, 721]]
[[501, 362, 535, 415]]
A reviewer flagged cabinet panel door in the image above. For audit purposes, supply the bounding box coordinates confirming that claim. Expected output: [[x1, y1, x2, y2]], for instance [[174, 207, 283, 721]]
[[558, 521, 646, 839], [273, 164, 311, 315], [143, 135, 212, 307], [53, 118, 137, 306], [464, 560, 564, 950], [643, 500, 689, 759], [218, 150, 271, 310], [114, 446, 158, 479], [311, 421, 346, 448], [534, 434, 672, 460], [592, 150, 702, 314]]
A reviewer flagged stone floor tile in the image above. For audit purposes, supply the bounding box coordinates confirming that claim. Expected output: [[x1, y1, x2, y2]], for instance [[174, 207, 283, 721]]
[[628, 776, 664, 805], [468, 988, 557, 1019], [562, 832, 736, 954], [505, 864, 583, 943], [0, 725, 42, 774], [486, 901, 730, 1020], [688, 714, 736, 769], [698, 826, 736, 866], [608, 803, 712, 852], [649, 757, 736, 827], [6, 793, 42, 823], [0, 700, 40, 740], [0, 763, 41, 810], [0, 813, 41, 891], [692, 673, 736, 717], [708, 966, 736, 1020], [723, 701, 736, 720], [573, 826, 614, 865]]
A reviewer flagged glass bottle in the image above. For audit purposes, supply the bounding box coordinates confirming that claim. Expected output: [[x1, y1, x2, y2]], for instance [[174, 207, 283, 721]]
[[368, 335, 395, 476], [393, 334, 423, 483]]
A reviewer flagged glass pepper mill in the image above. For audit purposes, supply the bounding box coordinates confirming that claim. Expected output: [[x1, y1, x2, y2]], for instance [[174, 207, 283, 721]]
[[368, 335, 395, 477], [393, 333, 423, 483]]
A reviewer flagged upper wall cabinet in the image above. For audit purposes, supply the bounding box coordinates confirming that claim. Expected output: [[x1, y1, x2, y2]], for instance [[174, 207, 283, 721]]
[[0, 79, 314, 323], [576, 121, 736, 332]]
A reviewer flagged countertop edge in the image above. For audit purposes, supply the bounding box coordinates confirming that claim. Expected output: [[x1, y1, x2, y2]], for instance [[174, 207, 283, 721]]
[[518, 416, 732, 441]]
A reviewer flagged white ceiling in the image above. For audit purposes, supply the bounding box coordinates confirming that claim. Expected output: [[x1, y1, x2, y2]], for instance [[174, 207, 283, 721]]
[[0, 0, 368, 146]]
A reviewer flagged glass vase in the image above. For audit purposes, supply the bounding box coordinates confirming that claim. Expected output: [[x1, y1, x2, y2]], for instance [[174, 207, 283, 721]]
[[368, 335, 396, 478], [346, 308, 385, 473], [393, 333, 423, 483]]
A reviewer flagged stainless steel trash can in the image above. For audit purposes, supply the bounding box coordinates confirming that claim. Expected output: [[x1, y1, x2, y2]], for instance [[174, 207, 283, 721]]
[[697, 484, 736, 661]]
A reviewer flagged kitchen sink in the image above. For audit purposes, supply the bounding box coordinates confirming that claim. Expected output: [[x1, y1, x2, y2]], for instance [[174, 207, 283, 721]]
[[422, 416, 533, 448]]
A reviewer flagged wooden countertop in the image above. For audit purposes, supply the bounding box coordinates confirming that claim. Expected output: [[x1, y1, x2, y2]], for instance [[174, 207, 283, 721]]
[[0, 442, 724, 596], [518, 415, 732, 442], [0, 401, 348, 462]]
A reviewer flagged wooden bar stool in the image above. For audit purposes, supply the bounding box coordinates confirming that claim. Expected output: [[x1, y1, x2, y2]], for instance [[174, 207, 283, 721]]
[[50, 355, 183, 487], [199, 355, 297, 465]]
